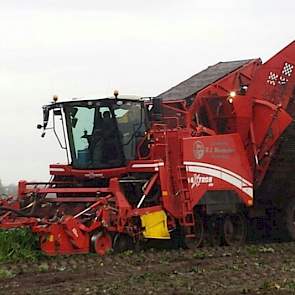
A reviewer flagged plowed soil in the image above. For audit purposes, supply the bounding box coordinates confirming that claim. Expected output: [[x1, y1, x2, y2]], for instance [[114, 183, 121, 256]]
[[1, 242, 295, 295]]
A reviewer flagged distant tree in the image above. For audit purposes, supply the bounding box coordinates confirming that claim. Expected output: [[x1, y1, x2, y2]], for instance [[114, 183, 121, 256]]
[[6, 184, 17, 195], [0, 179, 17, 196]]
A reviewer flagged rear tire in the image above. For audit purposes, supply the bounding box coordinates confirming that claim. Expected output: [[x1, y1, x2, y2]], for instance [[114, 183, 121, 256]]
[[222, 214, 247, 246], [207, 215, 223, 246]]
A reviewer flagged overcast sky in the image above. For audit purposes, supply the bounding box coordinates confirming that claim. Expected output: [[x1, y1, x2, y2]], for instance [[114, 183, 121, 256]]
[[0, 0, 294, 185]]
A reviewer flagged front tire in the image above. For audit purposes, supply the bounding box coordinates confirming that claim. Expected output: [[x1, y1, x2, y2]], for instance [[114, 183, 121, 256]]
[[185, 212, 205, 249]]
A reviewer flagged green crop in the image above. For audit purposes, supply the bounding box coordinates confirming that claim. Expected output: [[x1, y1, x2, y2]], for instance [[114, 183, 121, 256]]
[[0, 228, 41, 262]]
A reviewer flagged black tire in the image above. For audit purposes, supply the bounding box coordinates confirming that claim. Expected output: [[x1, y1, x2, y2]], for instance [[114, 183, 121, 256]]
[[185, 212, 205, 249], [170, 225, 186, 249], [207, 215, 223, 246], [112, 233, 134, 252], [222, 214, 247, 246]]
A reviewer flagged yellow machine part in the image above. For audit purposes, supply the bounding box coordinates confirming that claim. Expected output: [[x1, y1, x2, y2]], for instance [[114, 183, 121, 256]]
[[140, 210, 170, 239]]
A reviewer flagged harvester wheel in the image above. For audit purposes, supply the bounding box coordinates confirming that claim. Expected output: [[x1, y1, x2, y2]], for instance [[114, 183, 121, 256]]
[[113, 234, 134, 253], [185, 213, 204, 249], [207, 215, 223, 246], [194, 212, 205, 247], [91, 232, 112, 256], [222, 214, 247, 246]]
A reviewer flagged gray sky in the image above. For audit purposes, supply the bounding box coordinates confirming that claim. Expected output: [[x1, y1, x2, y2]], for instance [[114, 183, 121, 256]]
[[0, 0, 294, 185]]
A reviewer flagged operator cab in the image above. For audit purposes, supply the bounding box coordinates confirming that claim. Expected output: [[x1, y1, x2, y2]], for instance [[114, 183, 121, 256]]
[[42, 97, 148, 170]]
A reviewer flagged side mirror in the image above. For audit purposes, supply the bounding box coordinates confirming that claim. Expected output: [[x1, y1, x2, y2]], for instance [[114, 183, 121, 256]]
[[43, 108, 50, 129]]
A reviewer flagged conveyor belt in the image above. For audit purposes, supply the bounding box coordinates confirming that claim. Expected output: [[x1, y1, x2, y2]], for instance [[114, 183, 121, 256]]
[[157, 59, 255, 101]]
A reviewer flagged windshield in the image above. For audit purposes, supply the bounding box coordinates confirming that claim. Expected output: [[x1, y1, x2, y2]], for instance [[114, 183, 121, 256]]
[[64, 99, 146, 169]]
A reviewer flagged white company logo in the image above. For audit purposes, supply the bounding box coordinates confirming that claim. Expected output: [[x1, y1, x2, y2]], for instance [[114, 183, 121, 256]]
[[188, 173, 213, 188], [193, 141, 205, 159]]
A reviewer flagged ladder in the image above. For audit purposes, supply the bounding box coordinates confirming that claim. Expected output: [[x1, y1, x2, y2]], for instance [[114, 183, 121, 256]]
[[176, 165, 196, 238]]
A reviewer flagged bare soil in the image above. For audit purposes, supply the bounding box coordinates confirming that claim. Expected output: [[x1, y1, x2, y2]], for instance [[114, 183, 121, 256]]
[[1, 242, 295, 295]]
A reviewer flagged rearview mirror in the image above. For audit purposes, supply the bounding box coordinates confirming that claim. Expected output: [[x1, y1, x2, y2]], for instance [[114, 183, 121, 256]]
[[43, 108, 50, 129]]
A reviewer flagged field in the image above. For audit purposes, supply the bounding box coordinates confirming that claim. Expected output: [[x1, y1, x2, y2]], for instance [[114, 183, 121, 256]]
[[1, 241, 295, 295]]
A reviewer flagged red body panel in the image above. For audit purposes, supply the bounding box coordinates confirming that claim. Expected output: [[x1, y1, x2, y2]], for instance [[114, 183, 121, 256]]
[[183, 134, 253, 207]]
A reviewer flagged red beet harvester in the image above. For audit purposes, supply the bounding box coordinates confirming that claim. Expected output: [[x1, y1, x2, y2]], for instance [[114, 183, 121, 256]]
[[0, 41, 295, 255]]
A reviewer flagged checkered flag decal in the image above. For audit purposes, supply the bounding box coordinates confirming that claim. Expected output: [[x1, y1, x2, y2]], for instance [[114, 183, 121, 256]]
[[282, 62, 294, 77], [267, 72, 278, 85], [266, 61, 294, 86], [278, 76, 288, 85]]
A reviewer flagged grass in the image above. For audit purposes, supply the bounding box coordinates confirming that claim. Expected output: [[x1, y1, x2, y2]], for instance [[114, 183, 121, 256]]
[[0, 268, 15, 279], [0, 228, 41, 262], [193, 250, 206, 259], [246, 244, 276, 256]]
